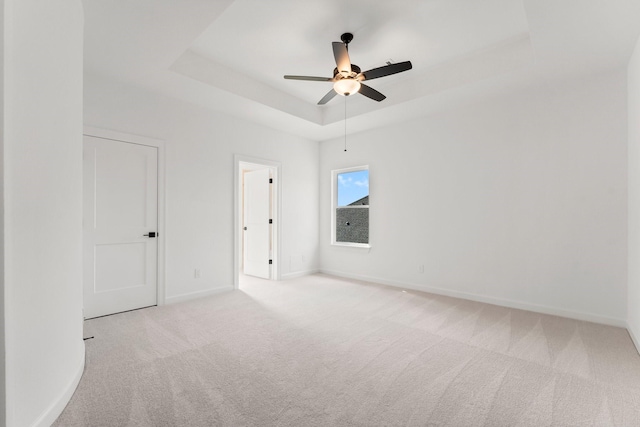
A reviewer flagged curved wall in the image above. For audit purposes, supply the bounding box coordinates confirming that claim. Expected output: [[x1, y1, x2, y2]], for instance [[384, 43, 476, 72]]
[[3, 1, 85, 425]]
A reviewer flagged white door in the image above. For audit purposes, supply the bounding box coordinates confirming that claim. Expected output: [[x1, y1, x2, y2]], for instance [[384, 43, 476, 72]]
[[83, 136, 158, 318], [243, 168, 271, 279]]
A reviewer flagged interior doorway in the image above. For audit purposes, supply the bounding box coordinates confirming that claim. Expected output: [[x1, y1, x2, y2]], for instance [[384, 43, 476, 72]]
[[82, 128, 165, 318], [234, 156, 281, 288]]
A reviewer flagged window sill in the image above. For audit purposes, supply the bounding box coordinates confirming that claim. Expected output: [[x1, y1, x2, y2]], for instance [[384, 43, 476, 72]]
[[331, 242, 371, 249]]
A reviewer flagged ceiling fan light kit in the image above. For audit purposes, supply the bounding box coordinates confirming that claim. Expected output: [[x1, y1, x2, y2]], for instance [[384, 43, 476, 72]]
[[284, 32, 412, 105], [334, 78, 361, 96]]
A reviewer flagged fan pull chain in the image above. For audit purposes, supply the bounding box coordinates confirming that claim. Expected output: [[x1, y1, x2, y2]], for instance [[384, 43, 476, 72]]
[[344, 96, 348, 152]]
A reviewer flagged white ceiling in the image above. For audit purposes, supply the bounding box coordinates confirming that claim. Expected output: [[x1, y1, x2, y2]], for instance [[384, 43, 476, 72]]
[[83, 0, 640, 141]]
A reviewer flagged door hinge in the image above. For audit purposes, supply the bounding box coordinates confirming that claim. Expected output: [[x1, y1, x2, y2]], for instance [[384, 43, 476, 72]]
[[269, 219, 272, 224], [269, 259, 273, 265], [269, 178, 273, 184]]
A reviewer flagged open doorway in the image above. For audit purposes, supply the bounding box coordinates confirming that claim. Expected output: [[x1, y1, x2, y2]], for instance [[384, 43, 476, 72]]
[[234, 155, 281, 289]]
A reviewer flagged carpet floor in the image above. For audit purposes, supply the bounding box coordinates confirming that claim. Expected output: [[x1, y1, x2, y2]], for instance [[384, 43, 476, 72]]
[[54, 274, 640, 426]]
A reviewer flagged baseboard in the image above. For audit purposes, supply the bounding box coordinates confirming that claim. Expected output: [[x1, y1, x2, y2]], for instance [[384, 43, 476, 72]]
[[628, 322, 640, 355], [281, 269, 320, 280], [319, 269, 626, 328], [165, 286, 234, 305], [32, 345, 85, 427]]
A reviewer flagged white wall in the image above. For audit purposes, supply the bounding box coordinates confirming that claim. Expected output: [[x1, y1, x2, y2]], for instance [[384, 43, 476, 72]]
[[84, 73, 319, 301], [0, 0, 5, 422], [3, 1, 84, 426], [628, 36, 640, 348], [320, 70, 628, 325]]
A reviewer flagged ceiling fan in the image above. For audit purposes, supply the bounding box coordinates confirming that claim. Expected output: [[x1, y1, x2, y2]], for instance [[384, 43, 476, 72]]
[[284, 33, 413, 105]]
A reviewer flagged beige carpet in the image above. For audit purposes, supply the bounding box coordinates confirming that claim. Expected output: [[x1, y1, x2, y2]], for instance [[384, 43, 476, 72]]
[[54, 274, 640, 426]]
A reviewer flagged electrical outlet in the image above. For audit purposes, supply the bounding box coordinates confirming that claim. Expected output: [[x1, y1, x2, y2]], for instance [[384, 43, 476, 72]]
[[194, 269, 201, 278], [418, 264, 424, 274]]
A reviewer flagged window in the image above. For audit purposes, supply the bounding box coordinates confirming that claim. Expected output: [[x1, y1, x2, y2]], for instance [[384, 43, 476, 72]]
[[332, 166, 369, 247]]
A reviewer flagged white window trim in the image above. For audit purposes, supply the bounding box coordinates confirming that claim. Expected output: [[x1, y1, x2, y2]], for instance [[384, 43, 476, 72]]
[[331, 165, 371, 248]]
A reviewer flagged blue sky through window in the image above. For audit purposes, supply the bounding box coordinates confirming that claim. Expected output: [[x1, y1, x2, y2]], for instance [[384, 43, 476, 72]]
[[337, 170, 369, 206]]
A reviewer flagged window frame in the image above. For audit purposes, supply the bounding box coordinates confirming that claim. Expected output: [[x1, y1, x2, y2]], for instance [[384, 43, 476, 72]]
[[331, 165, 371, 248]]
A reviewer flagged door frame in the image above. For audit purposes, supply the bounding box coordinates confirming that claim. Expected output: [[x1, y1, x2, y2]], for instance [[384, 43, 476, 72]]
[[83, 126, 166, 306], [234, 154, 282, 288]]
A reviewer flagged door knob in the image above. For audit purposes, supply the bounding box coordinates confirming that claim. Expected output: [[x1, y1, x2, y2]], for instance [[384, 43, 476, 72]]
[[143, 232, 157, 238]]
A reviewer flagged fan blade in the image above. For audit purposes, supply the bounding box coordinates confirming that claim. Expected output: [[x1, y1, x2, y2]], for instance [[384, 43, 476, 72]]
[[318, 89, 338, 105], [284, 75, 333, 82], [332, 42, 351, 74], [361, 61, 412, 81], [359, 84, 386, 102]]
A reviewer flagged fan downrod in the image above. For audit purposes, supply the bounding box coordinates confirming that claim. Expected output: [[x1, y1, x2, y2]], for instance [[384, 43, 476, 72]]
[[340, 32, 354, 46]]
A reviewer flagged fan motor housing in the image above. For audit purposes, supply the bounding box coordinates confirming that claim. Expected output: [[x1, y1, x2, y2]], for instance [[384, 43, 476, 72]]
[[333, 64, 361, 79]]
